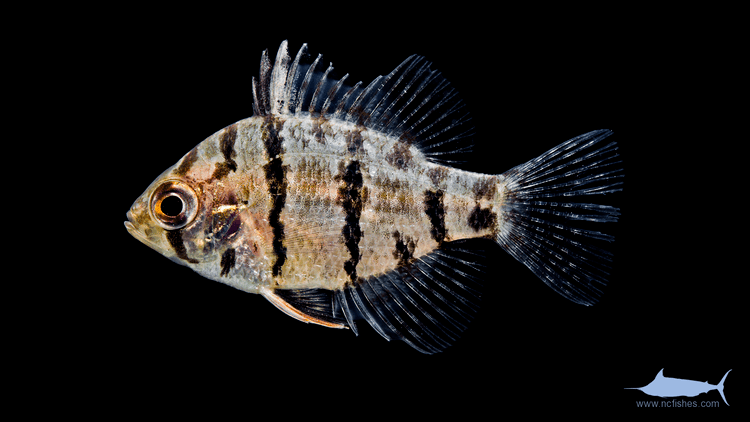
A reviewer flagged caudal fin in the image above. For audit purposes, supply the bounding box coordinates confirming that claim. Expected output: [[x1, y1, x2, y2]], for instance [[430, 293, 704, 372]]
[[496, 129, 623, 305], [717, 369, 731, 406]]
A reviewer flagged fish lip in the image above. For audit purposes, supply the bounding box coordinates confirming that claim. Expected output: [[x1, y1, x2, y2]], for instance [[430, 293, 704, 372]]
[[124, 210, 137, 233], [125, 211, 156, 249], [124, 219, 137, 235]]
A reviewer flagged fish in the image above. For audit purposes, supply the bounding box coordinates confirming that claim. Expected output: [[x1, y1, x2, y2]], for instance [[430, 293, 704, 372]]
[[626, 369, 732, 406], [124, 40, 623, 354]]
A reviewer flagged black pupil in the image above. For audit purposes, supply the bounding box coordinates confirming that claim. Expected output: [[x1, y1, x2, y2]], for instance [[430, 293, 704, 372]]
[[161, 195, 184, 217]]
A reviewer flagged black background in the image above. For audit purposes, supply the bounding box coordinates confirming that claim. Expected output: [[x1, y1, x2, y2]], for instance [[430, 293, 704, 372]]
[[42, 7, 740, 417]]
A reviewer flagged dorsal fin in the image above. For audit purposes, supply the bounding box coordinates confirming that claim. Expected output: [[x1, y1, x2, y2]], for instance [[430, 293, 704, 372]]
[[251, 40, 475, 164]]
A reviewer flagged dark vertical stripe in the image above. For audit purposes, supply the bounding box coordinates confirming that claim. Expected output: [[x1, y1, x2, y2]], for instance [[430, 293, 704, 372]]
[[424, 189, 446, 244], [392, 230, 416, 267], [175, 148, 199, 177], [212, 124, 238, 180], [220, 248, 236, 277], [468, 204, 497, 233], [220, 124, 238, 168], [337, 160, 364, 282], [263, 119, 287, 276], [166, 230, 199, 264]]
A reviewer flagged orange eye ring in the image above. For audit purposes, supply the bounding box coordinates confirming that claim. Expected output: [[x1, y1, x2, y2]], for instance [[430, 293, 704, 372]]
[[149, 180, 198, 230]]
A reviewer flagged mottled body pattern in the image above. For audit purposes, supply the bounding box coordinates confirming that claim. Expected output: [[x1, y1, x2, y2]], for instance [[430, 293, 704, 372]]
[[150, 116, 499, 290], [126, 41, 623, 353]]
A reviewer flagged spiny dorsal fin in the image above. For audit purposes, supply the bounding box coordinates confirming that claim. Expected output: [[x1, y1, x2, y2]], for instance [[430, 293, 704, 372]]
[[251, 40, 475, 164]]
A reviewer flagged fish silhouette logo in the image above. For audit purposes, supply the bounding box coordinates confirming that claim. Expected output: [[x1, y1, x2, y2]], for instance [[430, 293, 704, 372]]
[[626, 368, 732, 406]]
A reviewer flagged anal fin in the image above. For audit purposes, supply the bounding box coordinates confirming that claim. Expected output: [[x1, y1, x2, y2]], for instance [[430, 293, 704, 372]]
[[260, 239, 491, 353], [337, 239, 489, 354], [261, 287, 348, 329]]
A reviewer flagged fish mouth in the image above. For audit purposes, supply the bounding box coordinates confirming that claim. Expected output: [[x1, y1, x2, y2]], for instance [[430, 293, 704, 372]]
[[125, 211, 158, 250]]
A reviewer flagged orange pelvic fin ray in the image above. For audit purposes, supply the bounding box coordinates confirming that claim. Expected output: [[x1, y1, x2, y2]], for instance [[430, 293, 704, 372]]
[[261, 287, 349, 329]]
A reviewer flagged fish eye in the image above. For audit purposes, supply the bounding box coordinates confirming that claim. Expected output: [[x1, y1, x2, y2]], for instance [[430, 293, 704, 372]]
[[149, 180, 198, 230]]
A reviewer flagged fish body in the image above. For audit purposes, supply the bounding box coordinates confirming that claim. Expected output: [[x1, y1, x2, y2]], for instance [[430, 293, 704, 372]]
[[626, 369, 732, 406], [125, 41, 623, 353]]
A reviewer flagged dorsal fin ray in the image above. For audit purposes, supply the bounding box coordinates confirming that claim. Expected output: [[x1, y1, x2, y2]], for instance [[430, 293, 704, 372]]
[[251, 40, 475, 164]]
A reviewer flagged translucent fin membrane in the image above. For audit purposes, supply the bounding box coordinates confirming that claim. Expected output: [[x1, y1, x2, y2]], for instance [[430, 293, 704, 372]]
[[334, 239, 488, 354], [251, 41, 475, 165], [266, 240, 490, 354], [498, 129, 623, 305]]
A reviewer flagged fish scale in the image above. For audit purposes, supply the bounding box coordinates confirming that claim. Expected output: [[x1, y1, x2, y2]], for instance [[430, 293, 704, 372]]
[[203, 114, 501, 289], [125, 40, 623, 353]]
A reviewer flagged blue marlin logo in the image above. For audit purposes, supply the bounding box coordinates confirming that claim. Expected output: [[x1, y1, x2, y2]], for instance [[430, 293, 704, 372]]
[[626, 368, 732, 406]]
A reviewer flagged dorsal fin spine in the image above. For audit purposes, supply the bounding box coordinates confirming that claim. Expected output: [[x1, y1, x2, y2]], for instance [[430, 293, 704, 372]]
[[283, 43, 308, 114], [251, 41, 475, 165], [346, 75, 382, 125], [361, 57, 410, 129], [257, 49, 272, 115], [308, 62, 333, 114], [333, 80, 362, 120], [297, 53, 322, 114], [251, 77, 261, 116], [321, 73, 349, 116], [270, 41, 290, 115]]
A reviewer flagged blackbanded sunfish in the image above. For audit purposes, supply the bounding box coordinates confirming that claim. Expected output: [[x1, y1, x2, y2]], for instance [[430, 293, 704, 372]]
[[124, 41, 623, 354]]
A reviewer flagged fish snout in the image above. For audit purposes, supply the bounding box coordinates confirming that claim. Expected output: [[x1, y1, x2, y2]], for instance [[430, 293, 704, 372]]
[[125, 210, 136, 226], [124, 210, 146, 242], [124, 206, 161, 252]]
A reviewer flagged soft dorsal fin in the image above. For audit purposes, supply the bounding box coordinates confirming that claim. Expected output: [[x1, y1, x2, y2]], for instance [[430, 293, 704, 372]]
[[251, 40, 475, 164]]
